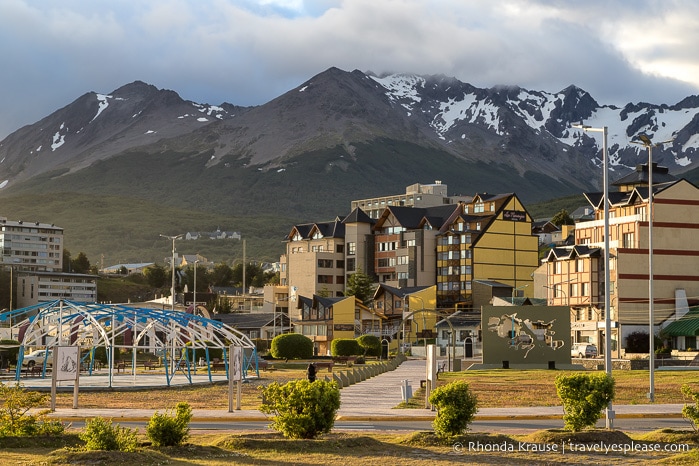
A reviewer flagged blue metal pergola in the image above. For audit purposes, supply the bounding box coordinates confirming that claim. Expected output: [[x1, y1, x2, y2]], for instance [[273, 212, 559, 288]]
[[0, 300, 261, 387]]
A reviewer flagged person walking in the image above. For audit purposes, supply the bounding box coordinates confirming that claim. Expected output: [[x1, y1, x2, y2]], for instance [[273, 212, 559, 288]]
[[307, 362, 317, 382]]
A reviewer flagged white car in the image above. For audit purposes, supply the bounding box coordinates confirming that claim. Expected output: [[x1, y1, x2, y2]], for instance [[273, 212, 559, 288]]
[[22, 349, 53, 368]]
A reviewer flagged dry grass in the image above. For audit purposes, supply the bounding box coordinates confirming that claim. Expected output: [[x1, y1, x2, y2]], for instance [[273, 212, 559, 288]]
[[50, 366, 699, 410], [2, 430, 698, 465]]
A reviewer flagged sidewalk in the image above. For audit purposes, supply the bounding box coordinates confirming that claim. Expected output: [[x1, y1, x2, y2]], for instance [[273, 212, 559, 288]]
[[43, 358, 685, 423]]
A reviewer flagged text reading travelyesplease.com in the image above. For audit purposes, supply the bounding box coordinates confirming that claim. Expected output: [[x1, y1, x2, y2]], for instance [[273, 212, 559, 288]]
[[454, 441, 691, 455]]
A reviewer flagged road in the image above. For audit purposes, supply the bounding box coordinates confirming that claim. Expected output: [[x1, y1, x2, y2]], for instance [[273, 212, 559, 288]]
[[66, 417, 691, 434]]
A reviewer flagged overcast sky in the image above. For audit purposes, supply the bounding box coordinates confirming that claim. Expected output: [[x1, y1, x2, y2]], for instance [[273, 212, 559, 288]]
[[1, 0, 699, 140]]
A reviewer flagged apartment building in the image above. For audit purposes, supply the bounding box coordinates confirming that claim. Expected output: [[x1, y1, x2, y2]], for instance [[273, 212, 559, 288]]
[[0, 218, 63, 272], [543, 163, 699, 353], [1, 217, 99, 309], [351, 181, 472, 219], [16, 271, 97, 308], [281, 217, 347, 300]]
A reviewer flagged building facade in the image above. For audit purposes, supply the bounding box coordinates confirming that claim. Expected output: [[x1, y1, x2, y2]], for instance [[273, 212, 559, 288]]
[[543, 164, 699, 353], [1, 218, 63, 272]]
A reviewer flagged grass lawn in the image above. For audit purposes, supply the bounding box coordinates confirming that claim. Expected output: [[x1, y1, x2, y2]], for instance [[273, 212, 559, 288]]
[[49, 365, 699, 410], [1, 429, 697, 465]]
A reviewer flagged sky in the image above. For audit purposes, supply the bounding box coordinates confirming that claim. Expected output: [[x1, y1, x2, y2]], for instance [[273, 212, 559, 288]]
[[2, 0, 699, 140]]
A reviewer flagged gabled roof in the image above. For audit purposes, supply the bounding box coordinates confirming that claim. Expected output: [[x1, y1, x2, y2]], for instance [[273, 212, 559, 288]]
[[342, 208, 375, 224], [612, 163, 677, 188], [542, 245, 602, 262], [472, 192, 513, 203], [287, 217, 345, 240], [373, 283, 430, 300]]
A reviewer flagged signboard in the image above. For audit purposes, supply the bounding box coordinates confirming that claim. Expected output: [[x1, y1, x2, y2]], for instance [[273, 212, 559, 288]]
[[503, 210, 527, 222], [333, 324, 354, 332], [55, 346, 79, 382], [482, 306, 571, 366], [231, 346, 242, 382]]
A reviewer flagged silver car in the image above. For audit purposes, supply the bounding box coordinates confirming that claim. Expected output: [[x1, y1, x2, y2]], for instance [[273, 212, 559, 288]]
[[22, 349, 53, 368], [571, 343, 598, 358]]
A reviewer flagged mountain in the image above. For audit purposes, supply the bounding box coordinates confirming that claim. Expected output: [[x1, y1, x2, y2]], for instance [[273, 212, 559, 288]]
[[0, 67, 698, 263]]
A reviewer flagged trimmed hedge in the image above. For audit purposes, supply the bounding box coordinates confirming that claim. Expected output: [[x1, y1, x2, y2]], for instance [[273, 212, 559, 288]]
[[271, 333, 313, 359], [331, 338, 362, 357], [356, 334, 381, 357]]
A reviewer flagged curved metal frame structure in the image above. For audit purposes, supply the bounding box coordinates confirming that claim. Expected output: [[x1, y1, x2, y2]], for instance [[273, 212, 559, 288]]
[[0, 300, 259, 387]]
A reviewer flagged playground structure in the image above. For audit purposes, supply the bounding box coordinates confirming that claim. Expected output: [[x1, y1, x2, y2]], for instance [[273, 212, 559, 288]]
[[0, 300, 259, 387]]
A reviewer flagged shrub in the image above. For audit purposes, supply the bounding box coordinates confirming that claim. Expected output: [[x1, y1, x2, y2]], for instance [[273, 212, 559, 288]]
[[0, 382, 66, 437], [555, 373, 615, 432], [625, 331, 650, 353], [331, 338, 362, 357], [146, 402, 193, 447], [79, 417, 139, 451], [428, 381, 478, 438], [260, 379, 340, 439], [356, 334, 381, 357], [0, 340, 20, 366], [681, 384, 699, 431], [270, 333, 313, 359]]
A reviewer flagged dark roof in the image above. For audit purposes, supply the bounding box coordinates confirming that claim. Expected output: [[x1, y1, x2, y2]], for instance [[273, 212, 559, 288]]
[[612, 163, 677, 187], [543, 245, 602, 262], [373, 284, 430, 299], [662, 307, 699, 337], [288, 218, 345, 240], [215, 312, 275, 328], [436, 311, 480, 327], [342, 208, 375, 224]]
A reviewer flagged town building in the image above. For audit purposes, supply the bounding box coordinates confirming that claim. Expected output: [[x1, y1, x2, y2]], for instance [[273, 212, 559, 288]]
[[16, 271, 97, 307], [542, 163, 699, 354]]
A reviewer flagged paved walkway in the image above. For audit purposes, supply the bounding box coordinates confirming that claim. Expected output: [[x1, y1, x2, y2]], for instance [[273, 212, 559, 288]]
[[18, 358, 684, 423]]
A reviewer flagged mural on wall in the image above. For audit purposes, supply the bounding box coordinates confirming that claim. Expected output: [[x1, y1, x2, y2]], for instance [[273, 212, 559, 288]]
[[482, 306, 571, 366]]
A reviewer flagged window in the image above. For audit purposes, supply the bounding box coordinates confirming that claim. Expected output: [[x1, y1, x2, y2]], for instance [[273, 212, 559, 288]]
[[395, 300, 402, 308], [347, 258, 356, 272], [582, 282, 589, 296], [623, 232, 635, 248], [347, 242, 356, 255], [317, 259, 333, 268], [397, 256, 409, 265], [555, 261, 562, 274], [336, 260, 344, 268], [570, 283, 579, 297], [474, 202, 485, 213], [317, 275, 333, 284], [336, 275, 345, 285], [576, 259, 584, 272], [336, 244, 344, 253]]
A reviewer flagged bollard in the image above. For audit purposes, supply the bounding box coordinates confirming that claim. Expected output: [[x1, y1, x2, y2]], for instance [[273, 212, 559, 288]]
[[401, 379, 413, 402]]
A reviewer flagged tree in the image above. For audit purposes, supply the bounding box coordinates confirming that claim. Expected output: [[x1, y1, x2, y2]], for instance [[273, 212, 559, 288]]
[[210, 263, 234, 287], [345, 268, 375, 304], [183, 264, 210, 292], [71, 252, 91, 274], [62, 249, 72, 272], [144, 264, 168, 288], [550, 209, 574, 226], [232, 262, 270, 288], [357, 334, 381, 357]]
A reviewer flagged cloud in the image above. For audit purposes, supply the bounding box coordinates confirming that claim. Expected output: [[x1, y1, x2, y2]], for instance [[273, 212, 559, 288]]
[[1, 0, 698, 140]]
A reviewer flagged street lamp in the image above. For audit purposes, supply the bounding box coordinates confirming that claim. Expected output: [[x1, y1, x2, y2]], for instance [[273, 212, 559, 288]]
[[572, 123, 614, 429], [193, 259, 200, 311], [160, 234, 183, 312], [543, 284, 568, 306], [631, 134, 672, 403]]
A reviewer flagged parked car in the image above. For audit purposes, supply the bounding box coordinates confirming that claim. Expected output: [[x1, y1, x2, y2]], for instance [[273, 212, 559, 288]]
[[22, 349, 53, 368], [571, 343, 598, 358]]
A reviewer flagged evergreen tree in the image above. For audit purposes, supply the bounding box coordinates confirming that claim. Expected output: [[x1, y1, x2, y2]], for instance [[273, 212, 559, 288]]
[[345, 268, 376, 304]]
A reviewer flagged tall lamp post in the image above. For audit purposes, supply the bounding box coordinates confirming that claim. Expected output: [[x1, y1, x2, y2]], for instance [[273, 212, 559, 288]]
[[160, 234, 183, 312], [573, 123, 614, 429], [631, 134, 672, 403], [193, 259, 200, 311]]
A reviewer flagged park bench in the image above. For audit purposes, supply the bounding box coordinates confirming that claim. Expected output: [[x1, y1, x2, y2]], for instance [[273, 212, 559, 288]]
[[314, 361, 334, 372], [143, 361, 157, 370], [333, 356, 357, 366], [116, 361, 126, 373]]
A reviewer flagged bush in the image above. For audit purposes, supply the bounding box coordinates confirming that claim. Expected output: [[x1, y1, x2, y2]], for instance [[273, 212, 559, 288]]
[[428, 381, 478, 438], [260, 380, 340, 439], [0, 382, 66, 437], [681, 384, 699, 431], [0, 340, 20, 366], [356, 334, 381, 357], [79, 417, 139, 451], [331, 338, 362, 357], [146, 402, 192, 447], [270, 334, 313, 360], [625, 331, 650, 353], [555, 373, 615, 432]]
